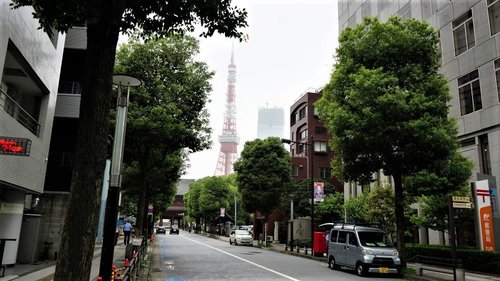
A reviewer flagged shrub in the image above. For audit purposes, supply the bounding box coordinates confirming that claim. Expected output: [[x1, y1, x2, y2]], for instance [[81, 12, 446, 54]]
[[406, 244, 500, 274]]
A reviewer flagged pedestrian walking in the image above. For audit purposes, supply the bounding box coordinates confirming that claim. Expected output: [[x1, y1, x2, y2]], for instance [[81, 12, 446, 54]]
[[123, 221, 132, 245]]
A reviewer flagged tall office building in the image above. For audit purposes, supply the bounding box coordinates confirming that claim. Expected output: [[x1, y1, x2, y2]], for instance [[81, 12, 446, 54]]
[[257, 105, 284, 139], [339, 0, 500, 248], [0, 2, 65, 264]]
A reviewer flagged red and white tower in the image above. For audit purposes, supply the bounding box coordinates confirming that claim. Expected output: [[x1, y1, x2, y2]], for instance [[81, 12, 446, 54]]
[[215, 48, 239, 175]]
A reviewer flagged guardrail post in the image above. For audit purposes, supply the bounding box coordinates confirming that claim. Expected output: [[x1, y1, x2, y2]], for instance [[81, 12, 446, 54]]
[[456, 268, 465, 281], [415, 263, 423, 276]]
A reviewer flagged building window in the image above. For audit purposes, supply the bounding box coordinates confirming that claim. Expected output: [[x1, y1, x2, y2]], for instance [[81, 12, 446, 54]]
[[488, 0, 500, 35], [458, 70, 482, 115], [495, 59, 500, 102], [314, 141, 328, 152], [460, 137, 476, 147], [299, 106, 307, 119], [320, 167, 331, 179], [291, 165, 299, 177], [299, 128, 307, 140], [298, 143, 307, 155], [452, 10, 475, 56], [291, 112, 297, 125], [315, 126, 327, 135], [479, 134, 492, 175]]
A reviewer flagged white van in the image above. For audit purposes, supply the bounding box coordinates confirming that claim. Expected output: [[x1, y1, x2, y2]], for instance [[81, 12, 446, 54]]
[[327, 224, 401, 276]]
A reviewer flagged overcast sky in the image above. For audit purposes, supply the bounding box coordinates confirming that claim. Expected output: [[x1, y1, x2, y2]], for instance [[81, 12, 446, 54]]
[[183, 0, 339, 179]]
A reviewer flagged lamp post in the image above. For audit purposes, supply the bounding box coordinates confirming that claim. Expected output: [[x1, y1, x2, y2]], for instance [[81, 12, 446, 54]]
[[99, 74, 141, 281], [282, 135, 315, 255]]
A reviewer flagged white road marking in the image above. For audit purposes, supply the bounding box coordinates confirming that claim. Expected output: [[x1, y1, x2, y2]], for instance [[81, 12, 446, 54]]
[[180, 235, 301, 281]]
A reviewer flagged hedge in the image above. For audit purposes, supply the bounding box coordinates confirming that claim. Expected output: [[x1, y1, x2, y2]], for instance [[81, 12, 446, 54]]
[[406, 244, 500, 274]]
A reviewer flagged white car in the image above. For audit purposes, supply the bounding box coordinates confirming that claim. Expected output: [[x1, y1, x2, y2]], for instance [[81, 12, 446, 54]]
[[229, 229, 253, 246]]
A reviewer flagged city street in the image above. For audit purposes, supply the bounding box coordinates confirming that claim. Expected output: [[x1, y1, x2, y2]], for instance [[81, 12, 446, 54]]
[[151, 230, 401, 281]]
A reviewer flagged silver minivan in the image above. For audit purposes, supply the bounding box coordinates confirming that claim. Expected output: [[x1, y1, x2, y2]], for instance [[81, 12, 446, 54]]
[[327, 224, 401, 276]]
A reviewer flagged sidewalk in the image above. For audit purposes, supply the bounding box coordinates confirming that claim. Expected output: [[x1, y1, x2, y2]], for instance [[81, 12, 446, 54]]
[[0, 239, 135, 281]]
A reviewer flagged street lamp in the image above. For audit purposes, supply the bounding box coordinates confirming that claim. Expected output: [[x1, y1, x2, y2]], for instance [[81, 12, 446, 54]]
[[282, 135, 315, 255], [99, 74, 141, 281]]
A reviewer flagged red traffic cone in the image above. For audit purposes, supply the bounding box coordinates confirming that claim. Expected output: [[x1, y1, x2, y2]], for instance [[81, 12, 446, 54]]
[[124, 258, 129, 267]]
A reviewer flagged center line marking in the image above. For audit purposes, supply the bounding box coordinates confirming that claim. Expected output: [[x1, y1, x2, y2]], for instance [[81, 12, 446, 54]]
[[180, 235, 301, 281]]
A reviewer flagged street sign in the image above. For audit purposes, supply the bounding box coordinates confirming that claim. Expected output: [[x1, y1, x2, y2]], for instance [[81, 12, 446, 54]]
[[452, 196, 471, 203], [452, 202, 472, 209]]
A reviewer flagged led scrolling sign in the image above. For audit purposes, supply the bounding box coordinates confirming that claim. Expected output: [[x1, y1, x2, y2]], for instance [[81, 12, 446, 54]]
[[0, 136, 31, 156]]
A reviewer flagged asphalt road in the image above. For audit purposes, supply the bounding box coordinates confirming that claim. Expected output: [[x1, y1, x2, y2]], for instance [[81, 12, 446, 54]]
[[153, 230, 402, 281]]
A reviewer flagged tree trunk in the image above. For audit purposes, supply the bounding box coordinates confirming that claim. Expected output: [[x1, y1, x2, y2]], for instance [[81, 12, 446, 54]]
[[136, 181, 147, 235], [54, 1, 123, 280], [393, 172, 407, 268]]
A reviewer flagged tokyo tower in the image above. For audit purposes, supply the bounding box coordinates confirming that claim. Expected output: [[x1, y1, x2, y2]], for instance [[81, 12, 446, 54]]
[[215, 48, 239, 175]]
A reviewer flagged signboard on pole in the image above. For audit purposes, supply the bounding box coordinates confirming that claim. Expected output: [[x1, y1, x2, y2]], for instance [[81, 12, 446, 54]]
[[220, 207, 225, 217], [473, 180, 496, 251], [313, 182, 324, 202]]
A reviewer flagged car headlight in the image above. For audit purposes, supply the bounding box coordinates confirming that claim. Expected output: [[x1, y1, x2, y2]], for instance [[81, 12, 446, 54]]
[[393, 250, 399, 257], [362, 249, 373, 255]]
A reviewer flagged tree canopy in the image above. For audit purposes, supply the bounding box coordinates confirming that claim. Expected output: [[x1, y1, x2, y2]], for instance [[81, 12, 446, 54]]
[[9, 1, 247, 280], [234, 137, 291, 217], [115, 36, 214, 233], [317, 16, 472, 266]]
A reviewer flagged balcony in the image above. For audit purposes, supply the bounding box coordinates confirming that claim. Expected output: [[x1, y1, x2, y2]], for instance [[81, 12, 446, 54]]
[[0, 87, 41, 136]]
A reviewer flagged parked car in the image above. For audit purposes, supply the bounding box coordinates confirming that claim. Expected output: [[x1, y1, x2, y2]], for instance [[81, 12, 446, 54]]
[[170, 225, 179, 234], [327, 223, 401, 276], [156, 226, 166, 234], [229, 229, 253, 246]]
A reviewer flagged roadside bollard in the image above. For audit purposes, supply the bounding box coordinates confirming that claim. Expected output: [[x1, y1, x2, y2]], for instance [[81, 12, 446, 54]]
[[111, 265, 117, 281], [124, 258, 129, 267]]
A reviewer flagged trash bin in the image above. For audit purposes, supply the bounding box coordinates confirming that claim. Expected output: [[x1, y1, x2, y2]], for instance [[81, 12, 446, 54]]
[[313, 231, 326, 256]]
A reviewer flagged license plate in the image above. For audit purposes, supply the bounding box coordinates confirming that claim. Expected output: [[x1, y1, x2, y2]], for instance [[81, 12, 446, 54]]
[[379, 267, 389, 273]]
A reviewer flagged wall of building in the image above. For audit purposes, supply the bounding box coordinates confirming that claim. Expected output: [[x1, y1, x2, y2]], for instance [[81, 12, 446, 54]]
[[0, 1, 65, 265], [0, 1, 65, 194]]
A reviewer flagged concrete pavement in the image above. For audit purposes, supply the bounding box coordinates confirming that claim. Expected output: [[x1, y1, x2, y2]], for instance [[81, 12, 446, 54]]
[[0, 237, 147, 281]]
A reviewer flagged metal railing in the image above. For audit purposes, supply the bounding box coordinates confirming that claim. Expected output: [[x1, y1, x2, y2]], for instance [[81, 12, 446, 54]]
[[58, 81, 82, 95], [0, 87, 41, 136]]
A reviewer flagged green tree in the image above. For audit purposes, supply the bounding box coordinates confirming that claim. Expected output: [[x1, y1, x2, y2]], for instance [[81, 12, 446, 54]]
[[185, 179, 204, 225], [9, 1, 247, 280], [344, 193, 367, 222], [115, 36, 214, 234], [198, 176, 233, 226], [365, 185, 396, 236], [412, 185, 475, 246], [282, 180, 340, 226], [315, 192, 344, 224], [317, 16, 471, 266], [234, 137, 291, 238]]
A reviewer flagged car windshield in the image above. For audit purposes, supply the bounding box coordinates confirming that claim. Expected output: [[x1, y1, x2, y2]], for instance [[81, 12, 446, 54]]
[[235, 230, 250, 236], [357, 231, 393, 248]]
